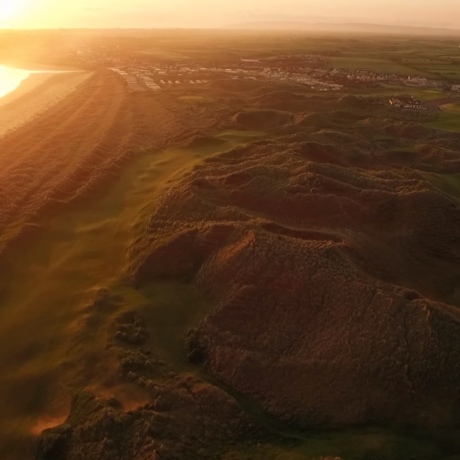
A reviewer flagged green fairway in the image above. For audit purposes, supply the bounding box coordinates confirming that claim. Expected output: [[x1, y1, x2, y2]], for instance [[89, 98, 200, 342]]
[[426, 103, 460, 132], [441, 102, 460, 114], [426, 113, 460, 132]]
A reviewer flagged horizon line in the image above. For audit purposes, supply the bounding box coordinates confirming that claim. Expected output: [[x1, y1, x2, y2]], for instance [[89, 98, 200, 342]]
[[0, 21, 460, 34]]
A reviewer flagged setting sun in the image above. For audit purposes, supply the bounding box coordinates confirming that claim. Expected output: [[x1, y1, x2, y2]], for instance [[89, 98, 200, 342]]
[[0, 0, 460, 29], [0, 0, 29, 27]]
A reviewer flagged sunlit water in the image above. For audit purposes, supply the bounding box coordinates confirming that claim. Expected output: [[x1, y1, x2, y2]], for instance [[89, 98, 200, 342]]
[[0, 65, 75, 99], [0, 65, 31, 98]]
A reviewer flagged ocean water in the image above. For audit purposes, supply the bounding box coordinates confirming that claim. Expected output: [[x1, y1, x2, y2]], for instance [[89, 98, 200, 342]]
[[0, 65, 31, 98]]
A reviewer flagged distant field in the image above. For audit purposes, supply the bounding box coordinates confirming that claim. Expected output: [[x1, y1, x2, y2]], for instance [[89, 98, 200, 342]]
[[328, 57, 425, 76], [435, 173, 460, 199], [174, 49, 241, 61], [358, 84, 447, 100], [401, 87, 448, 100], [441, 102, 460, 114], [428, 102, 460, 133], [426, 113, 460, 132], [409, 63, 460, 80], [111, 34, 460, 83], [424, 101, 460, 132], [136, 48, 191, 61]]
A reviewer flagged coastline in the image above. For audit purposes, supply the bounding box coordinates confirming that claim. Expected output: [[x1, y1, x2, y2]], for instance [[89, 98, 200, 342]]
[[0, 70, 92, 137], [0, 58, 83, 72], [0, 72, 56, 107]]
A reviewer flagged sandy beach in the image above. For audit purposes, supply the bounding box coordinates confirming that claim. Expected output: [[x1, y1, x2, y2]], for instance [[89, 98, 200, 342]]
[[0, 70, 92, 137]]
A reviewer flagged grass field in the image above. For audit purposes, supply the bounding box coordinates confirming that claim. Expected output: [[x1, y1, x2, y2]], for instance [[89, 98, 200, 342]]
[[426, 112, 460, 132], [81, 32, 460, 82], [329, 57, 425, 75], [411, 64, 460, 80], [136, 48, 191, 61], [441, 102, 460, 114], [389, 86, 447, 100], [357, 84, 447, 100], [434, 173, 460, 199], [424, 101, 460, 132]]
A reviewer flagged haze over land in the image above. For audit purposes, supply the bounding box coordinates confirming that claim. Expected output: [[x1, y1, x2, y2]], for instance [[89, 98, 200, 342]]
[[2, 0, 460, 30], [1, 4, 460, 460]]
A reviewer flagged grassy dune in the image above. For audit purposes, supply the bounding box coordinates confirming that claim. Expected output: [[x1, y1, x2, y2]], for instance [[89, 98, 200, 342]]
[[0, 70, 234, 457], [0, 122, 267, 458]]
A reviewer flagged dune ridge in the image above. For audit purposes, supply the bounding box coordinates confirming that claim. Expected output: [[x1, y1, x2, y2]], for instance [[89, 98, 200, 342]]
[[131, 137, 460, 430]]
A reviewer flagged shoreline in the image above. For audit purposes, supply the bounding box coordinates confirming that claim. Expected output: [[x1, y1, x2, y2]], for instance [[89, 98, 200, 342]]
[[0, 59, 83, 72], [0, 72, 56, 107], [0, 70, 92, 137]]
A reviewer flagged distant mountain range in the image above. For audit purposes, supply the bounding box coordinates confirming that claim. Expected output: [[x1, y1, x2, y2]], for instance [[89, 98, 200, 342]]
[[224, 21, 460, 36]]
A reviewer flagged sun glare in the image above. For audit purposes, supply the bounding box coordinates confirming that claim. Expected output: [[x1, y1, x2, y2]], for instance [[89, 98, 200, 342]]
[[0, 65, 30, 98], [0, 0, 29, 27]]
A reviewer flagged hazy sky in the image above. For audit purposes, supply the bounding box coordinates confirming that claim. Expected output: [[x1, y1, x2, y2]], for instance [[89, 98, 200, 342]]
[[1, 0, 460, 29]]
